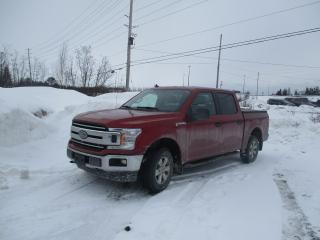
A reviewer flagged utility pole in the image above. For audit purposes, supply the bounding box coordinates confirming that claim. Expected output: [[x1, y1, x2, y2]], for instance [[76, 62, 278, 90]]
[[125, 0, 134, 91], [216, 34, 222, 88], [242, 74, 246, 94], [256, 72, 260, 99], [187, 65, 191, 86], [27, 48, 32, 81], [182, 72, 185, 86]]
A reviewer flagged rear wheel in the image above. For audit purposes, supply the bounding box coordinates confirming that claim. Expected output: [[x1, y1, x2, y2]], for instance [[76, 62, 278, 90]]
[[141, 148, 174, 194], [241, 135, 260, 163]]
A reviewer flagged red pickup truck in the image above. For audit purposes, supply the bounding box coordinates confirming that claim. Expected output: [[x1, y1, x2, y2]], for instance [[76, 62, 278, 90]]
[[67, 87, 269, 193]]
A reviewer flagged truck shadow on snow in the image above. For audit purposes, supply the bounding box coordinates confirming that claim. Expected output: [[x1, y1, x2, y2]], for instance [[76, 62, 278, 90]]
[[73, 152, 243, 201]]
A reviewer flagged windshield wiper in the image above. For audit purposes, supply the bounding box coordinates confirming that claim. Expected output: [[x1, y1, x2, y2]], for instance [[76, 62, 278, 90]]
[[136, 106, 159, 111], [120, 105, 133, 109]]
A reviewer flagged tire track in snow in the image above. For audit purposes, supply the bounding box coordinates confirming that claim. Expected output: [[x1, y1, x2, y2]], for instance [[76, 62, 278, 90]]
[[274, 173, 320, 240]]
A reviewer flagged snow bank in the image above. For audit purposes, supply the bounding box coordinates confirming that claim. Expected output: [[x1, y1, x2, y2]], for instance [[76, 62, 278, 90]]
[[0, 109, 54, 147], [0, 87, 89, 114], [0, 87, 138, 147]]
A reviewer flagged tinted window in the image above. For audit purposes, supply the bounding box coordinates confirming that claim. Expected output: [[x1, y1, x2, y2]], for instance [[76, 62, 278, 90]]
[[191, 92, 216, 116], [122, 89, 191, 112], [214, 93, 237, 115]]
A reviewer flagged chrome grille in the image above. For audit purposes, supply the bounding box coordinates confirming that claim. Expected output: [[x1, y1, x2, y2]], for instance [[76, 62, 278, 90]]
[[71, 139, 105, 149], [71, 122, 120, 150], [72, 122, 107, 131]]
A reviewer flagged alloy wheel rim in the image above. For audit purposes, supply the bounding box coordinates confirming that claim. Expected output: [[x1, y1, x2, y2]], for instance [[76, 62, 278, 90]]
[[249, 140, 259, 160], [155, 155, 170, 185]]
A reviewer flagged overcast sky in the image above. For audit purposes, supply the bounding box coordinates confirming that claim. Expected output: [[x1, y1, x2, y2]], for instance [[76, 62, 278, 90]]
[[1, 0, 319, 93]]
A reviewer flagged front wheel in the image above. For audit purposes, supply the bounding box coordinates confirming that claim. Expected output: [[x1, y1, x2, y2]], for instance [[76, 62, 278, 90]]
[[241, 135, 260, 163], [141, 148, 174, 194]]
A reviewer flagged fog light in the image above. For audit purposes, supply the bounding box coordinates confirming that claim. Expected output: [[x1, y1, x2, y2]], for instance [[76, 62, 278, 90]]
[[109, 158, 127, 167], [120, 159, 127, 165]]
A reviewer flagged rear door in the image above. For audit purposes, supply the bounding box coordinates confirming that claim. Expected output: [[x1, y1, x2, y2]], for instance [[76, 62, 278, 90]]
[[186, 92, 221, 162], [213, 92, 244, 153]]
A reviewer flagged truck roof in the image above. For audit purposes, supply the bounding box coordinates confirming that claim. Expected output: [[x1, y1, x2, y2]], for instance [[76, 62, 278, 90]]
[[151, 86, 235, 94]]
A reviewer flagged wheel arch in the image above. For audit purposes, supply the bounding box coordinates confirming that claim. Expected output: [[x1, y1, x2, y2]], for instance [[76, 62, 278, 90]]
[[143, 138, 182, 170]]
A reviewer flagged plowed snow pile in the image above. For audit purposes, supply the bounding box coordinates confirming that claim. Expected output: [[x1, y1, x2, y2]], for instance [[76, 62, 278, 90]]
[[0, 87, 319, 240]]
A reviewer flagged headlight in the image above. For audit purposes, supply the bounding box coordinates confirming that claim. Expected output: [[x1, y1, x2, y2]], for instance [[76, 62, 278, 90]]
[[108, 128, 142, 150]]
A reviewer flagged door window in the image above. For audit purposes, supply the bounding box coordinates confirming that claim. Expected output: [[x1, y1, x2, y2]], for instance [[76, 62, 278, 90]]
[[189, 92, 216, 121], [214, 93, 237, 115]]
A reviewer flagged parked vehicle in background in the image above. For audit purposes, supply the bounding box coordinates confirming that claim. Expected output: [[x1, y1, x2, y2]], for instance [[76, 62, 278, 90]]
[[285, 97, 317, 107], [311, 99, 320, 107], [67, 87, 269, 193], [267, 98, 295, 106]]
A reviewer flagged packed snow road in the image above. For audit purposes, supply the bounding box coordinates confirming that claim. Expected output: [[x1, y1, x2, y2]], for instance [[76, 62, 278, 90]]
[[0, 87, 320, 240]]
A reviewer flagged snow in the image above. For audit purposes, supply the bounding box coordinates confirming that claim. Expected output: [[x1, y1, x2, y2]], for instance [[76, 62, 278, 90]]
[[0, 87, 320, 240]]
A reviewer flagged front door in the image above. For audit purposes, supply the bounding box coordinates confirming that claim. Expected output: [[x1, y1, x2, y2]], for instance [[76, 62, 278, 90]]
[[186, 92, 221, 162]]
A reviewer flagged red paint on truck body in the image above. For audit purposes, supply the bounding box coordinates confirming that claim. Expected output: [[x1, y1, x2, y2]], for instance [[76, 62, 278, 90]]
[[68, 87, 269, 164]]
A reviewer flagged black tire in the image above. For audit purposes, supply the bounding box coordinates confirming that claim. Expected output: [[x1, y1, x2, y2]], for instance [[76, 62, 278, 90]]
[[141, 148, 174, 194], [241, 135, 260, 163]]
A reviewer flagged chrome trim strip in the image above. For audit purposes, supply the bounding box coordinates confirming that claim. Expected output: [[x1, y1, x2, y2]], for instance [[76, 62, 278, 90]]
[[72, 122, 106, 131], [71, 139, 104, 149]]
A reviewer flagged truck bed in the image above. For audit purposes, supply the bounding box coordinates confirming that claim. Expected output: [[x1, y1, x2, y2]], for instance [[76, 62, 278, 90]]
[[241, 109, 269, 151]]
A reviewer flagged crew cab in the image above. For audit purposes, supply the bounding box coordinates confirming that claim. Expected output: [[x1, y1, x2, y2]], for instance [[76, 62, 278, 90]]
[[67, 87, 269, 193]]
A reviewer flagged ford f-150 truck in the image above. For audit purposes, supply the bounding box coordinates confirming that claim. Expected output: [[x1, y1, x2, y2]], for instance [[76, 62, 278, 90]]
[[67, 87, 269, 193]]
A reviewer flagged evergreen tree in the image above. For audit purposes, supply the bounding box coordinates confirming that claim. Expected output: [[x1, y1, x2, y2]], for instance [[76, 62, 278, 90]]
[[0, 65, 12, 87], [305, 87, 310, 95], [283, 89, 288, 96]]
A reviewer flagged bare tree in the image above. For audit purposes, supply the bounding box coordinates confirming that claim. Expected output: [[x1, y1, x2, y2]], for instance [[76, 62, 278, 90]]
[[18, 55, 27, 82], [0, 47, 9, 86], [94, 56, 113, 87], [65, 56, 77, 86], [10, 50, 20, 85], [56, 43, 68, 86], [76, 46, 94, 87], [32, 58, 47, 82]]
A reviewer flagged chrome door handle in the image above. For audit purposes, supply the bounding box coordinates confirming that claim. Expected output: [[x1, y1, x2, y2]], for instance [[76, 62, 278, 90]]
[[176, 122, 187, 127]]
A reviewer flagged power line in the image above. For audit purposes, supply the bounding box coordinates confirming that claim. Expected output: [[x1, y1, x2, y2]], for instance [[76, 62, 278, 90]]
[[126, 60, 320, 70], [135, 0, 166, 12], [137, 0, 209, 26], [134, 0, 184, 21], [62, 3, 129, 50], [221, 58, 320, 69], [134, 47, 320, 69], [130, 27, 320, 65], [136, 0, 320, 48], [35, 1, 131, 60], [32, 0, 101, 49], [105, 27, 320, 72], [34, 0, 124, 54]]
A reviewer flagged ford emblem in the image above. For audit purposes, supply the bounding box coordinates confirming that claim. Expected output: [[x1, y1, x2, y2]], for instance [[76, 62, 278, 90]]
[[78, 130, 88, 139]]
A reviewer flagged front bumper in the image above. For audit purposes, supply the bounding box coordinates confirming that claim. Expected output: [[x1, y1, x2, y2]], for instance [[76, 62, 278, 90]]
[[67, 148, 143, 182]]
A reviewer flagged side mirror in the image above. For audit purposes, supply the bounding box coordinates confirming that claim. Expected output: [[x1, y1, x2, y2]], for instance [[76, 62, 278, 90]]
[[188, 107, 210, 122]]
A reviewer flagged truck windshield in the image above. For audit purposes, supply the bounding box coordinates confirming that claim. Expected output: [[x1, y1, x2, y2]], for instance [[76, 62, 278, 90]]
[[121, 89, 191, 112]]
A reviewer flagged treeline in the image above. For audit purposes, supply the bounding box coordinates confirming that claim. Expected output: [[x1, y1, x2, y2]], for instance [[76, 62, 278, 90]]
[[275, 87, 320, 96], [0, 44, 124, 96]]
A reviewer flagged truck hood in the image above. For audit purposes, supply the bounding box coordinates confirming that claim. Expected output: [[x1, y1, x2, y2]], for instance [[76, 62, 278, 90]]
[[73, 108, 182, 128]]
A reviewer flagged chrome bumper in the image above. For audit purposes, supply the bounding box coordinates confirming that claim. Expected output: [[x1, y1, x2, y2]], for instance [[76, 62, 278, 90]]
[[67, 148, 143, 182]]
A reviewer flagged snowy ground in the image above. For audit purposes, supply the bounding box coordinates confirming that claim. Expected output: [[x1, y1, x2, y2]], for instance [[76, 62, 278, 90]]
[[0, 87, 319, 240]]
